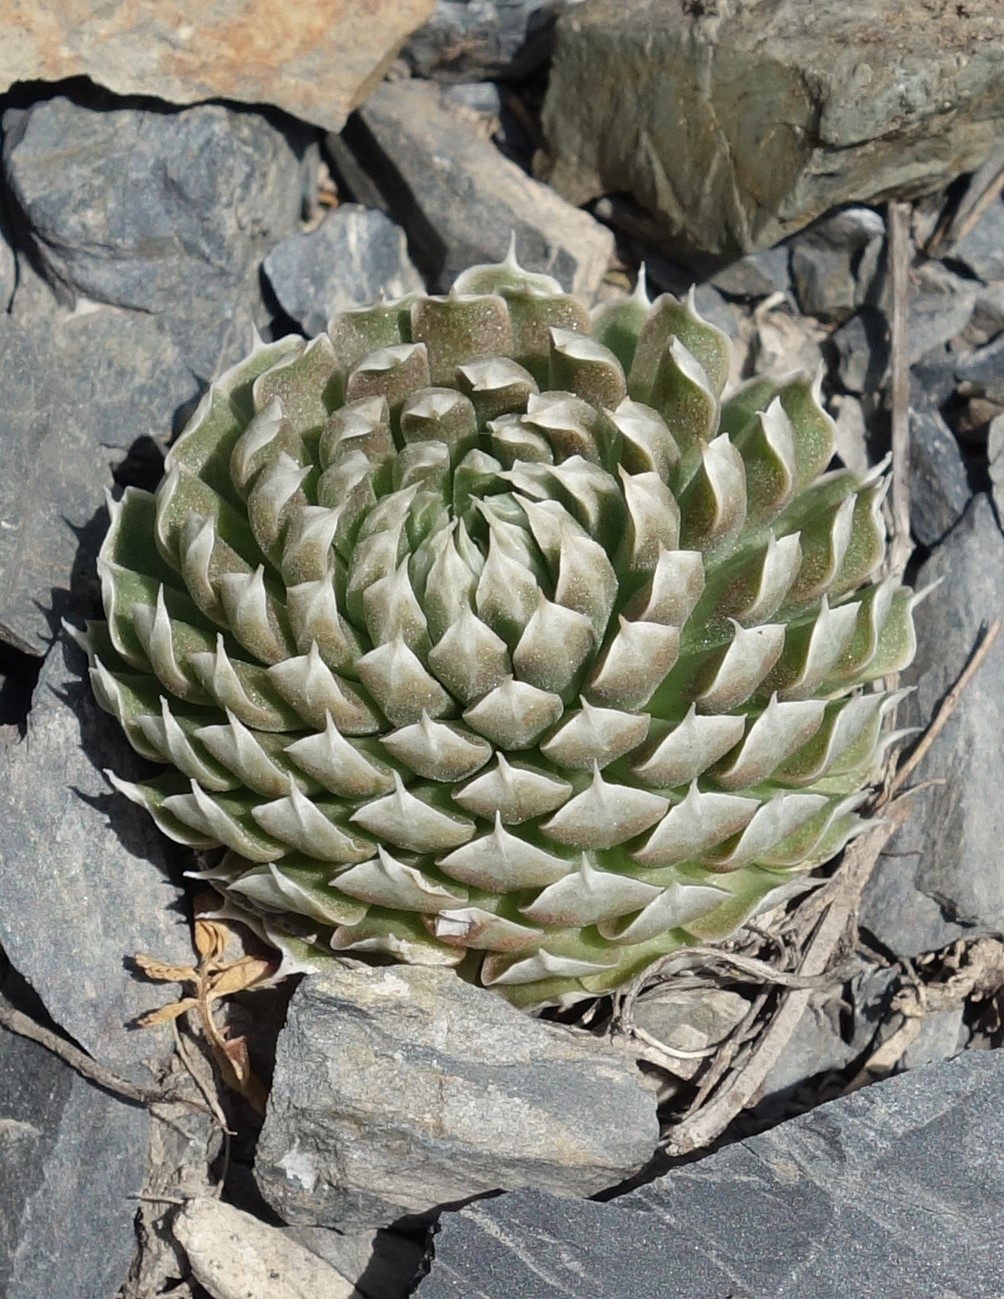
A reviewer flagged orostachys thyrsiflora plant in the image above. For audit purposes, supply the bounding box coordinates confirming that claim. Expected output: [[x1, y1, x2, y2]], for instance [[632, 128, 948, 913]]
[[82, 251, 917, 1008]]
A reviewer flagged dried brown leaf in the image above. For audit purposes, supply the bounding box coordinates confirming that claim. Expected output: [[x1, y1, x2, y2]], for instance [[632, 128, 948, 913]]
[[205, 957, 275, 1001], [133, 953, 197, 984], [135, 997, 199, 1028], [193, 916, 229, 963]]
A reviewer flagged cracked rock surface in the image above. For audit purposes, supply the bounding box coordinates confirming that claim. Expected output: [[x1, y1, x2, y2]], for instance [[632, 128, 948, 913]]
[[418, 1049, 1004, 1299]]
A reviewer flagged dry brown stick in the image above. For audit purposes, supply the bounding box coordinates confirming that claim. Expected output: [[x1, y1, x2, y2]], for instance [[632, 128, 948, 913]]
[[887, 201, 913, 581], [891, 617, 1001, 795], [0, 998, 173, 1108]]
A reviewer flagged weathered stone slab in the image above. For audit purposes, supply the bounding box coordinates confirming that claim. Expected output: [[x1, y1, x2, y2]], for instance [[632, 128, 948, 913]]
[[403, 0, 556, 79], [908, 405, 973, 548], [254, 965, 658, 1231], [0, 631, 190, 1075], [0, 93, 307, 654], [173, 1199, 358, 1299], [264, 204, 424, 338], [0, 299, 196, 655], [0, 1008, 148, 1299], [0, 0, 432, 132], [3, 96, 308, 316], [542, 0, 1004, 260], [289, 1224, 424, 1299], [343, 79, 613, 294], [790, 208, 885, 323], [861, 493, 1004, 955], [418, 1049, 1004, 1298], [952, 194, 1004, 284]]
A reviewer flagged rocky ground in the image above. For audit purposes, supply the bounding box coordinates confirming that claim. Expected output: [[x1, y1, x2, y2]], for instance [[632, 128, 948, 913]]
[[1, 2, 1003, 1297]]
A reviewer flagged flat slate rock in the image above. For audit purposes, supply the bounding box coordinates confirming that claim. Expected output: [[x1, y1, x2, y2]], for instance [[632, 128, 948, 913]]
[[861, 493, 1004, 955], [0, 630, 190, 1076], [344, 79, 613, 295], [263, 204, 424, 338], [951, 195, 1004, 283], [418, 1048, 1004, 1299], [908, 405, 973, 548], [173, 1199, 358, 1299], [255, 965, 658, 1231], [0, 1012, 148, 1299], [403, 0, 555, 79], [0, 298, 195, 655], [542, 0, 1004, 259], [3, 96, 308, 316], [0, 0, 432, 133]]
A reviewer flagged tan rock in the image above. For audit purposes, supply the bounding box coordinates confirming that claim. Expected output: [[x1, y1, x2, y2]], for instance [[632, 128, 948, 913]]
[[173, 1199, 361, 1299], [3, 0, 433, 131]]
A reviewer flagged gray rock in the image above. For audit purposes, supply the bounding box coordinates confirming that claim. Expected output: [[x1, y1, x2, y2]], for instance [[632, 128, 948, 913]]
[[631, 986, 750, 1083], [899, 1008, 967, 1071], [418, 1049, 1004, 1299], [951, 195, 1004, 283], [756, 963, 895, 1108], [831, 267, 975, 400], [790, 210, 885, 322], [955, 330, 1004, 405], [0, 292, 195, 654], [906, 261, 977, 363], [255, 965, 658, 1231], [289, 1225, 424, 1299], [3, 97, 308, 316], [792, 241, 859, 322], [440, 81, 504, 117], [691, 283, 742, 340], [805, 206, 888, 250], [402, 0, 558, 79], [0, 1009, 149, 1299], [0, 0, 433, 134], [323, 133, 394, 215], [173, 1199, 358, 1299], [967, 284, 1004, 347], [988, 415, 1004, 522], [344, 79, 613, 295], [0, 630, 190, 1075], [542, 0, 1004, 260], [709, 244, 791, 299], [263, 205, 424, 338], [861, 494, 1004, 956], [830, 309, 887, 394], [910, 351, 962, 412], [908, 406, 972, 547]]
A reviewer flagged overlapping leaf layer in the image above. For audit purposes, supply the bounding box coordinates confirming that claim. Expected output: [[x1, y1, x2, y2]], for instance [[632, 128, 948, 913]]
[[85, 255, 916, 1006]]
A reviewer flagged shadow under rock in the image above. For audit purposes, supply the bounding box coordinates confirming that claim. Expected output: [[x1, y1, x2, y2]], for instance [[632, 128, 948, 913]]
[[0, 640, 42, 734], [1, 73, 320, 172]]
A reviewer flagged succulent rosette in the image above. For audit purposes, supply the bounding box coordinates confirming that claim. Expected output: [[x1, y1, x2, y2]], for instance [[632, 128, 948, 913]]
[[82, 251, 916, 1007]]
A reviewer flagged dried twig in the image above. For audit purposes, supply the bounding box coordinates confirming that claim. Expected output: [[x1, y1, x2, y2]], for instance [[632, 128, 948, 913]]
[[887, 200, 913, 581], [0, 998, 176, 1108]]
